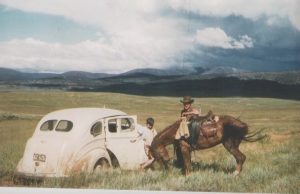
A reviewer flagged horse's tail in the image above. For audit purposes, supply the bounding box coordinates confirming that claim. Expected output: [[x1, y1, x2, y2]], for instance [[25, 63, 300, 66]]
[[226, 116, 267, 142], [243, 128, 267, 142]]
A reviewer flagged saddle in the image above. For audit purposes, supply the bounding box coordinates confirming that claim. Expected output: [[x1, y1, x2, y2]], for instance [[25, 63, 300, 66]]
[[174, 111, 220, 151], [198, 111, 219, 138]]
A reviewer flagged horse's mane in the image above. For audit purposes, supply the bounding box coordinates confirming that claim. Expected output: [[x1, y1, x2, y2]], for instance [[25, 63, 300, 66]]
[[157, 120, 181, 138], [152, 120, 181, 146]]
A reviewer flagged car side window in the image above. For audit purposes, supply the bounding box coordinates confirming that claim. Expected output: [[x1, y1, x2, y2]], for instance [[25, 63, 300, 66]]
[[40, 120, 57, 131], [91, 122, 102, 137], [55, 120, 73, 132], [108, 119, 117, 133], [120, 118, 135, 132]]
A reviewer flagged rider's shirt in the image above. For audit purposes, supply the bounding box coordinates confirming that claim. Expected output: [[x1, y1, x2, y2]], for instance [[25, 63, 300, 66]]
[[181, 107, 201, 120]]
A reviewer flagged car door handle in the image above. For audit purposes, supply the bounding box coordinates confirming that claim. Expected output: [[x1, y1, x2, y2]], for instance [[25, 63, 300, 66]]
[[130, 138, 139, 143]]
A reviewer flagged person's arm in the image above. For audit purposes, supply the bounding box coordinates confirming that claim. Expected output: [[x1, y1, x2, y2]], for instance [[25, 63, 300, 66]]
[[182, 108, 200, 116], [130, 134, 142, 143], [192, 108, 200, 115], [180, 110, 184, 117], [130, 126, 144, 143]]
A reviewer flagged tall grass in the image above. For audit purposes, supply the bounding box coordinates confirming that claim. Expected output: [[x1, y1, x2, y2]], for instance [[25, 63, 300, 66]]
[[0, 91, 299, 193]]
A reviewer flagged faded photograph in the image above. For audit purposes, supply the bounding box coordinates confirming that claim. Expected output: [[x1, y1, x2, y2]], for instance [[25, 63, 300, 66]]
[[0, 1, 299, 193]]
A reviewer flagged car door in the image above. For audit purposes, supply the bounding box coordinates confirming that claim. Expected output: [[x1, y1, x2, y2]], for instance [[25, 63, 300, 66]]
[[104, 116, 146, 169], [71, 119, 110, 173]]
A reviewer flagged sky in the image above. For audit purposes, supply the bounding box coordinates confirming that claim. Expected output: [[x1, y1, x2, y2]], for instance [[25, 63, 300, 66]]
[[0, 0, 299, 73]]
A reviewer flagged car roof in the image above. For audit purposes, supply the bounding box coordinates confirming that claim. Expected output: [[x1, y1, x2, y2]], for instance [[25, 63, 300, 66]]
[[42, 108, 127, 124]]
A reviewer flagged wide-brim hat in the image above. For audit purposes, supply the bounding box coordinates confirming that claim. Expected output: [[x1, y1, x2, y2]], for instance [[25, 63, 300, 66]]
[[180, 96, 194, 104]]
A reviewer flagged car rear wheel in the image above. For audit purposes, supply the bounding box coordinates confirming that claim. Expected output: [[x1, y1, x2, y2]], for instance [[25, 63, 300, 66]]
[[93, 159, 110, 173]]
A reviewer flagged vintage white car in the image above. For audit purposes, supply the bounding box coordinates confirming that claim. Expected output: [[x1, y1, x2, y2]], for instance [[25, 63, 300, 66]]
[[15, 108, 148, 178]]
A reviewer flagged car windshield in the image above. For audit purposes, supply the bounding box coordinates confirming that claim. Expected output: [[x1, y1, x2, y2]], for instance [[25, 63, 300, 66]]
[[55, 120, 73, 132], [40, 120, 57, 131]]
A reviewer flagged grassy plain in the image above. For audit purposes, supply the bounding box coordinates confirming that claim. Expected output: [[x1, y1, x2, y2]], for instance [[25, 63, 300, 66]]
[[0, 91, 299, 193]]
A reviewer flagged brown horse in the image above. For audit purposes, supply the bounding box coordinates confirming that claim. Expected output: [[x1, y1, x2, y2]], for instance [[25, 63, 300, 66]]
[[150, 111, 265, 175]]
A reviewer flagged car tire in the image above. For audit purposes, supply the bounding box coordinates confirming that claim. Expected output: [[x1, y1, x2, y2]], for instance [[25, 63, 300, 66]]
[[93, 158, 110, 173]]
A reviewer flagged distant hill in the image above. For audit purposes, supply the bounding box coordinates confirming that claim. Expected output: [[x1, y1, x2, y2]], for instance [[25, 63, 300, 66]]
[[232, 71, 300, 85], [119, 66, 203, 77], [202, 66, 248, 75], [86, 77, 300, 100], [0, 67, 57, 81], [1, 67, 300, 85], [1, 67, 300, 99], [0, 68, 113, 81], [0, 68, 23, 80], [110, 71, 158, 78], [62, 71, 113, 80]]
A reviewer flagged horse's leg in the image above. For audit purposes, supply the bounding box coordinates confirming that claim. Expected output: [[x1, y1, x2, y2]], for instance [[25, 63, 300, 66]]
[[174, 141, 184, 168], [222, 138, 246, 175], [179, 140, 192, 175], [157, 145, 170, 170]]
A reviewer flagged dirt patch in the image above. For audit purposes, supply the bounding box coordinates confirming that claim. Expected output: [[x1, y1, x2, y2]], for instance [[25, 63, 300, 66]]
[[71, 156, 91, 173], [0, 179, 15, 187], [282, 130, 300, 136]]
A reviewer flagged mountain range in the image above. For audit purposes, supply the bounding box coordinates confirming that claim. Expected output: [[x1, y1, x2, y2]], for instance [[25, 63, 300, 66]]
[[0, 66, 249, 80], [0, 67, 299, 100], [0, 68, 113, 81]]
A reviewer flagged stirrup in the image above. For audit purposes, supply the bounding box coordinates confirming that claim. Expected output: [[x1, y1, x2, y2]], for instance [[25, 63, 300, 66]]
[[191, 144, 198, 150]]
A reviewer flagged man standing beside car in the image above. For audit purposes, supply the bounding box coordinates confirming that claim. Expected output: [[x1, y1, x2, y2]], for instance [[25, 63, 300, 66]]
[[131, 117, 157, 169]]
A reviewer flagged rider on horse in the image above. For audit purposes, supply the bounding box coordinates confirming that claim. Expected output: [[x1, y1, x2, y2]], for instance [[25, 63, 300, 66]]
[[178, 96, 201, 149]]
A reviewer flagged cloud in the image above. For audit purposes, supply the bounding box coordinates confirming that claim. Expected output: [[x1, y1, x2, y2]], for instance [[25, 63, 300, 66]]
[[1, 0, 299, 30], [0, 36, 192, 73], [0, 1, 163, 29], [0, 0, 299, 73], [0, 0, 196, 73], [196, 28, 253, 49], [168, 0, 300, 31]]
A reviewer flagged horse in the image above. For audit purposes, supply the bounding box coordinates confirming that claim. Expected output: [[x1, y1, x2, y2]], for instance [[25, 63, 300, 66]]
[[150, 111, 265, 176]]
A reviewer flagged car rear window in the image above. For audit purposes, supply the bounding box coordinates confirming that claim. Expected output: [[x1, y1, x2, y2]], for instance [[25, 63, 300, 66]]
[[90, 122, 102, 137], [55, 120, 73, 132], [40, 120, 57, 131]]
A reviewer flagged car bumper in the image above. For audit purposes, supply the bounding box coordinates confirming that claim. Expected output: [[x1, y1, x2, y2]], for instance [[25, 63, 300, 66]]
[[13, 171, 63, 180]]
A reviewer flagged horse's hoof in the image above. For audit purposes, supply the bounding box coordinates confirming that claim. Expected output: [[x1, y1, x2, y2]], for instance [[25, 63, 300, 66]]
[[233, 170, 240, 176]]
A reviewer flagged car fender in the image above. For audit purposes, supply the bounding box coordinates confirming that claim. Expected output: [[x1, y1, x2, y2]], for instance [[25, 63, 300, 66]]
[[71, 147, 111, 173]]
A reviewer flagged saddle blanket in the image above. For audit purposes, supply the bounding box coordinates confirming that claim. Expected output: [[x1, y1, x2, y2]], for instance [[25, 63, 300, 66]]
[[201, 123, 217, 138]]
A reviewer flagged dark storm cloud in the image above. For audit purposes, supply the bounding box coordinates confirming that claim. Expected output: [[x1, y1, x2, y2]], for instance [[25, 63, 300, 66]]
[[171, 11, 300, 72]]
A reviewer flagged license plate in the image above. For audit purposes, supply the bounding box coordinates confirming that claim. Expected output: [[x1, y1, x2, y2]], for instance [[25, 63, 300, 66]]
[[33, 153, 46, 162]]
